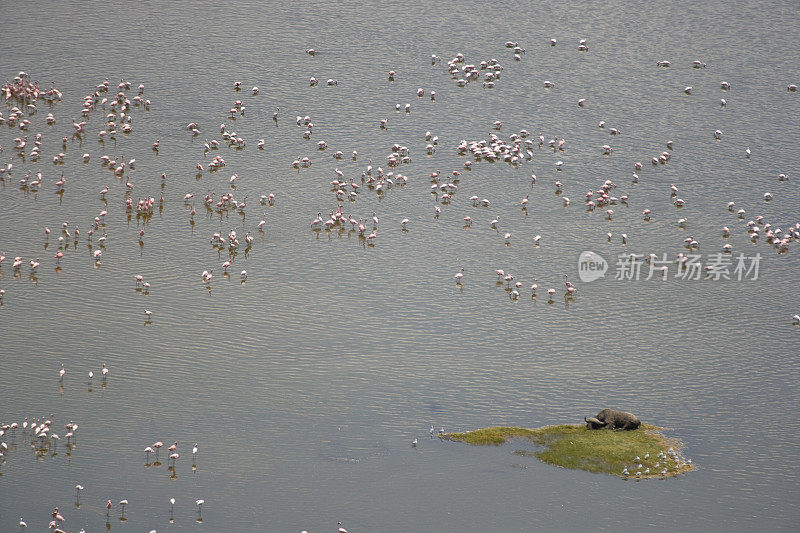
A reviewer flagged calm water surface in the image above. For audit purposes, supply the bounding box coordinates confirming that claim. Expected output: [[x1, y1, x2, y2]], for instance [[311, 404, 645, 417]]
[[1, 1, 799, 531]]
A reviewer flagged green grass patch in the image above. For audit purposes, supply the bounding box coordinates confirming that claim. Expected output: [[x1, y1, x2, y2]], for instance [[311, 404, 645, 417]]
[[443, 424, 693, 478]]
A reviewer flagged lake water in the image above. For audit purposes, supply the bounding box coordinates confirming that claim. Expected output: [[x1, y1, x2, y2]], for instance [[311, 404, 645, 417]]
[[1, 1, 799, 531]]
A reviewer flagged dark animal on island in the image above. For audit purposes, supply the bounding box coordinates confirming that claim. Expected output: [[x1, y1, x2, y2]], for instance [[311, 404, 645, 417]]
[[584, 409, 641, 431], [584, 416, 606, 430]]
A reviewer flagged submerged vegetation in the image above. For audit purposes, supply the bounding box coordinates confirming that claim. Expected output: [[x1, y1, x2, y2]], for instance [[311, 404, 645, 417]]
[[442, 424, 693, 478]]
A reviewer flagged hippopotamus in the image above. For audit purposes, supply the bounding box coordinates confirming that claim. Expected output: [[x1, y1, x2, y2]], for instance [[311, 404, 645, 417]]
[[585, 409, 641, 431]]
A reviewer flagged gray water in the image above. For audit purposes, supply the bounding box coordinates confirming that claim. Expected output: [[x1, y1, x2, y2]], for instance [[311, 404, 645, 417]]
[[1, 1, 799, 531]]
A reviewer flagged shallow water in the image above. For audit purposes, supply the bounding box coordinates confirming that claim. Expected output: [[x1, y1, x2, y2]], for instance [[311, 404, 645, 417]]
[[1, 1, 799, 531]]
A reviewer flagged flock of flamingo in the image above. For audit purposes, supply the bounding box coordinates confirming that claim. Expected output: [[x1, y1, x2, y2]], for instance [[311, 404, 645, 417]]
[[1, 32, 799, 531], [1, 70, 365, 532], [0, 46, 797, 313], [0, 411, 208, 531]]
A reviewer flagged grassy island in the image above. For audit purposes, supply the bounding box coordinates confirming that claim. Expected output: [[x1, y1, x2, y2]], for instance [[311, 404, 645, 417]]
[[441, 424, 693, 478]]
